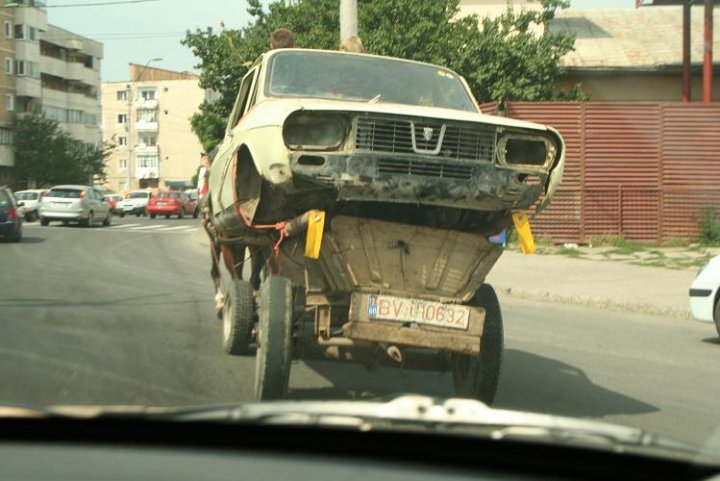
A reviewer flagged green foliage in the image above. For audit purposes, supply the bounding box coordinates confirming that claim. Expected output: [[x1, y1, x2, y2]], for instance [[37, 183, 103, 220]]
[[182, 0, 584, 149], [13, 113, 111, 187], [699, 208, 720, 245]]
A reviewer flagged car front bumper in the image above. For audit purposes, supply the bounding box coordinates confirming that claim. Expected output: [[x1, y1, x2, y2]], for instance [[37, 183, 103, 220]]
[[118, 205, 146, 215], [689, 285, 717, 323]]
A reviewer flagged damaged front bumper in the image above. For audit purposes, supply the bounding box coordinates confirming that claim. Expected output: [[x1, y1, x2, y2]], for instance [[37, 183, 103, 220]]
[[289, 152, 547, 212]]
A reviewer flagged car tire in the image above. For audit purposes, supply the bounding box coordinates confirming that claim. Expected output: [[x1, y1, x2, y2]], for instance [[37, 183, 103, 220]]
[[102, 213, 111, 227], [222, 279, 255, 356], [81, 211, 94, 228], [714, 297, 720, 338], [135, 213, 140, 217], [165, 214, 171, 219], [119, 213, 125, 218], [150, 213, 157, 219], [451, 283, 503, 405], [193, 207, 199, 219], [178, 208, 184, 220], [255, 276, 293, 401], [27, 211, 37, 222], [40, 218, 49, 226]]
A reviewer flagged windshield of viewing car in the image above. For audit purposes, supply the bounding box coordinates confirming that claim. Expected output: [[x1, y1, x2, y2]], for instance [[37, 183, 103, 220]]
[[266, 51, 477, 112], [15, 192, 39, 200], [47, 189, 82, 199]]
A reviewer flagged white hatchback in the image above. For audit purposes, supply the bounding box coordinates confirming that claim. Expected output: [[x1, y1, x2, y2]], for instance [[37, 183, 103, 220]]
[[39, 185, 111, 227], [689, 255, 720, 335]]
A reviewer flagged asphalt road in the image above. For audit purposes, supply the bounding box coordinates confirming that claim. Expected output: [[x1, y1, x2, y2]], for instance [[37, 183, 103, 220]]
[[1, 214, 719, 448]]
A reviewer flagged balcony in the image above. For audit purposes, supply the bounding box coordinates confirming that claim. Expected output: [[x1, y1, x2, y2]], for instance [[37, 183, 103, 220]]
[[135, 144, 159, 155], [135, 120, 158, 132], [135, 98, 158, 110]]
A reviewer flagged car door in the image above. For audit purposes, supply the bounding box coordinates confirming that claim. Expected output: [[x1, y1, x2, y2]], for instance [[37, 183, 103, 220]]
[[95, 190, 110, 218]]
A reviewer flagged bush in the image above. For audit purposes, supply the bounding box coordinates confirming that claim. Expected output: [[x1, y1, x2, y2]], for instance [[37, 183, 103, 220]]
[[699, 208, 720, 244]]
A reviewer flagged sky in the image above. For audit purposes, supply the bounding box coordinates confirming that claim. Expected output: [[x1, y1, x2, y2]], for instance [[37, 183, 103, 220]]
[[45, 0, 635, 83]]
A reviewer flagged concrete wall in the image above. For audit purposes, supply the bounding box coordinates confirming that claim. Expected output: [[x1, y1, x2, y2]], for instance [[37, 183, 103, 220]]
[[558, 72, 720, 102]]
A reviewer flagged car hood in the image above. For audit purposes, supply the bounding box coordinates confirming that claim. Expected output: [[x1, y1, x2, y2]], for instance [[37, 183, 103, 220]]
[[245, 98, 553, 133]]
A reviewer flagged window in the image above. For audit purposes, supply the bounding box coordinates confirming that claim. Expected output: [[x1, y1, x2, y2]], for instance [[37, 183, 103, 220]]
[[6, 94, 14, 112], [139, 135, 156, 146], [0, 127, 13, 145], [139, 111, 157, 122], [28, 26, 36, 41], [119, 158, 128, 170], [4, 21, 11, 39], [118, 136, 127, 146], [116, 90, 128, 101], [4, 57, 12, 75], [14, 24, 23, 40], [136, 155, 158, 169], [117, 114, 127, 124], [138, 88, 156, 101]]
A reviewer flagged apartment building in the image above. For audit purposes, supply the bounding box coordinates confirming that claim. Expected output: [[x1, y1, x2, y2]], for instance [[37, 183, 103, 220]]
[[101, 65, 206, 193], [0, 6, 15, 185], [0, 0, 103, 187]]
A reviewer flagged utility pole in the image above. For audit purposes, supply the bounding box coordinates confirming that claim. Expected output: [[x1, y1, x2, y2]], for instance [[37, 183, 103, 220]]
[[340, 0, 358, 40]]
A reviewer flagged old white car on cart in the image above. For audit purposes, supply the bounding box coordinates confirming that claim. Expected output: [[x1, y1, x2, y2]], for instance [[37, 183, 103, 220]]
[[203, 49, 565, 403]]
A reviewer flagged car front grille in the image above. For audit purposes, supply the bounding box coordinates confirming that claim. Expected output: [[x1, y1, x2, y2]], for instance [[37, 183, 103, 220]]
[[377, 159, 474, 179], [355, 114, 496, 163]]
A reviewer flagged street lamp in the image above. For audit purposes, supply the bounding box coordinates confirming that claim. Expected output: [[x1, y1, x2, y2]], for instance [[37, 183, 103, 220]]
[[125, 57, 162, 193]]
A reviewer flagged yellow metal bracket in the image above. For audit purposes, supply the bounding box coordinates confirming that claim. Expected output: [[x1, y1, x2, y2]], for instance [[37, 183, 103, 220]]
[[512, 211, 536, 255], [304, 210, 325, 259]]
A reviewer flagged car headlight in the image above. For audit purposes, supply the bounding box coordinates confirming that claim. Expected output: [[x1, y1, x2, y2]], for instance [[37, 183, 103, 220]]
[[282, 113, 347, 151], [497, 132, 557, 169]]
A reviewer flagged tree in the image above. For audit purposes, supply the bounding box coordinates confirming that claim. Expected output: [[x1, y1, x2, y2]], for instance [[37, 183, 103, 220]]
[[14, 113, 111, 188], [182, 0, 585, 150]]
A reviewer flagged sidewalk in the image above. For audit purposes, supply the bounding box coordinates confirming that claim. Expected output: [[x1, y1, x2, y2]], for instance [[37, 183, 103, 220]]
[[486, 250, 698, 319]]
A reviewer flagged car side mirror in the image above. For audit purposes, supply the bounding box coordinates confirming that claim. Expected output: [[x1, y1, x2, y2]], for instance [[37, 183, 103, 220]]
[[17, 201, 24, 207]]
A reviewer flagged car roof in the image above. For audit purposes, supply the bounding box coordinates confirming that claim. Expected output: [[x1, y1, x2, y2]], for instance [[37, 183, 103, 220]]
[[49, 185, 92, 190], [15, 189, 46, 193]]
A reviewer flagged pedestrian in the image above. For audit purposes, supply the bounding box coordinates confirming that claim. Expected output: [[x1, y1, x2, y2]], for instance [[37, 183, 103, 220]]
[[197, 151, 210, 200], [269, 28, 295, 50], [339, 36, 364, 53]]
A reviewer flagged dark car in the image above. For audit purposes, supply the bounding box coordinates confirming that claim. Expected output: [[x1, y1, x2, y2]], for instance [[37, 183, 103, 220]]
[[0, 186, 22, 242]]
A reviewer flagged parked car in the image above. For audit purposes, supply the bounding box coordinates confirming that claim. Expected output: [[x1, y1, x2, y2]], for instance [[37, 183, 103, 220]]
[[13, 189, 47, 222], [690, 255, 720, 336], [39, 185, 111, 227], [102, 193, 123, 214], [146, 191, 197, 219], [115, 191, 152, 217], [0, 186, 22, 242]]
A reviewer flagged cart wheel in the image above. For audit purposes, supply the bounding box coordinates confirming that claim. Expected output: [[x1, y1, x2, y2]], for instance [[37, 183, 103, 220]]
[[221, 279, 255, 355], [254, 276, 293, 401], [451, 283, 503, 405]]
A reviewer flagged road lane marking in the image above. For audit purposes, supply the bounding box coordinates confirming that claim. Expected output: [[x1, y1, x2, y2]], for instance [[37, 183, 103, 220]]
[[156, 226, 194, 231], [109, 223, 141, 229], [129, 225, 168, 230]]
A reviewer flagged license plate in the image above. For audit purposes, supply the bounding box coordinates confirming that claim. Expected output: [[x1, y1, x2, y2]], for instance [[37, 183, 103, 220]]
[[156, 202, 167, 206], [367, 295, 470, 330], [123, 206, 133, 210]]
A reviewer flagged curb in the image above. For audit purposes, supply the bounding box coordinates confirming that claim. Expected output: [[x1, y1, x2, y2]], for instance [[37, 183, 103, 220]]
[[494, 285, 692, 320]]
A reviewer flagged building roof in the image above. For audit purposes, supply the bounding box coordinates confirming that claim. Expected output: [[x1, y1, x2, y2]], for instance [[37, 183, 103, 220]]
[[550, 6, 720, 70]]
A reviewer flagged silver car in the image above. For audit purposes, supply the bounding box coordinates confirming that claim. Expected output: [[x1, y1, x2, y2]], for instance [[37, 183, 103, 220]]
[[39, 185, 111, 227]]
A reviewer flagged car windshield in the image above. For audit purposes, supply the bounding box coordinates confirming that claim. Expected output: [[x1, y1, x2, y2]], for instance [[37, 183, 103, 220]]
[[15, 192, 39, 200], [157, 192, 180, 198], [266, 51, 477, 112], [127, 192, 149, 199], [47, 188, 82, 198]]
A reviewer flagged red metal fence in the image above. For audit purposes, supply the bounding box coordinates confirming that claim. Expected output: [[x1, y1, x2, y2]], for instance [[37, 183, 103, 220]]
[[480, 102, 720, 243]]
